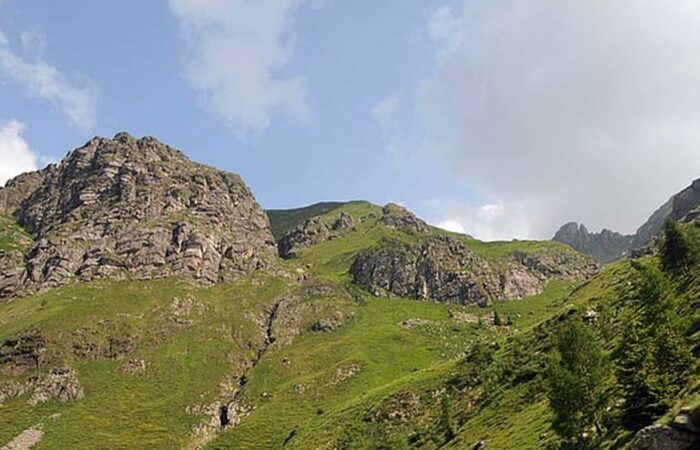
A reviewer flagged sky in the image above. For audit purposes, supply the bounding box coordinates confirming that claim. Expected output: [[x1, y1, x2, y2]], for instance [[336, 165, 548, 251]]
[[2, 1, 700, 241]]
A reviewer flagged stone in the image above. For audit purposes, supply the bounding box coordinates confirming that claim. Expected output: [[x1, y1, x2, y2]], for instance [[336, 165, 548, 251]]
[[331, 364, 361, 385], [27, 366, 84, 405], [630, 425, 698, 450], [0, 331, 46, 375]]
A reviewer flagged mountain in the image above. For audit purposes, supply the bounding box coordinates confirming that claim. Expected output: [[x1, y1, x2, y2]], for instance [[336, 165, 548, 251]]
[[554, 176, 700, 262], [553, 222, 633, 263], [0, 134, 697, 450], [0, 132, 276, 298]]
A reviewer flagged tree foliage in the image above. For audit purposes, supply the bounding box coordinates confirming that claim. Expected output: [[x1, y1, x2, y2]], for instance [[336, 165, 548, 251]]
[[661, 219, 697, 276], [614, 261, 692, 430], [547, 319, 610, 447]]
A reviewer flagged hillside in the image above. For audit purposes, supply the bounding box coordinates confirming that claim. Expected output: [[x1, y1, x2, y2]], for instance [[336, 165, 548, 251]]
[[266, 202, 351, 240], [0, 134, 697, 450]]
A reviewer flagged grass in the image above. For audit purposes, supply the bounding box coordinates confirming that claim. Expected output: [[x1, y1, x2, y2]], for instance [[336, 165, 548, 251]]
[[2, 202, 697, 450], [0, 213, 32, 254], [266, 201, 356, 240]]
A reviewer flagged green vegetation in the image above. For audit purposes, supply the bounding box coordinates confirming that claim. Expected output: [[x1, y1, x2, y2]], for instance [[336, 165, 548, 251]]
[[266, 201, 351, 239], [0, 213, 32, 253], [547, 319, 610, 448], [1, 203, 698, 449]]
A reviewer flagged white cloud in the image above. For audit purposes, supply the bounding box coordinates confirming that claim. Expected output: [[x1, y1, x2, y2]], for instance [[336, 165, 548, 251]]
[[0, 120, 38, 186], [19, 28, 47, 56], [0, 29, 97, 130], [426, 5, 462, 60], [421, 1, 700, 239], [436, 219, 465, 234], [169, 0, 312, 132], [370, 96, 399, 129]]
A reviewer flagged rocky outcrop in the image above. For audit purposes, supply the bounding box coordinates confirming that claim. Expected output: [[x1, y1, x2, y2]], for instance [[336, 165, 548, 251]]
[[350, 236, 497, 306], [630, 406, 700, 450], [553, 222, 633, 263], [380, 203, 430, 234], [27, 367, 84, 405], [278, 211, 355, 258], [350, 236, 598, 306], [0, 132, 277, 298], [632, 178, 700, 249], [0, 331, 46, 375]]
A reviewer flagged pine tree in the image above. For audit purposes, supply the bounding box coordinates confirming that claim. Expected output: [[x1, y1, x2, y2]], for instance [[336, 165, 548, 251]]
[[547, 320, 609, 447], [615, 262, 692, 430], [614, 315, 661, 429], [661, 219, 696, 276]]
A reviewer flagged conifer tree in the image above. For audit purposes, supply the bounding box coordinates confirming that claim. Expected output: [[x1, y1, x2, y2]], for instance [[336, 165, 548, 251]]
[[661, 219, 696, 276], [547, 320, 609, 447]]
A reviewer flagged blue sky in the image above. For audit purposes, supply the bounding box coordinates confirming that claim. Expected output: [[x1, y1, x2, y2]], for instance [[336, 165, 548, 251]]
[[3, 1, 700, 240]]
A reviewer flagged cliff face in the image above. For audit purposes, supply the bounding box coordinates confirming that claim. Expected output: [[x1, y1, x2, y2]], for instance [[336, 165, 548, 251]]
[[632, 178, 700, 249], [0, 132, 276, 298], [350, 235, 598, 306]]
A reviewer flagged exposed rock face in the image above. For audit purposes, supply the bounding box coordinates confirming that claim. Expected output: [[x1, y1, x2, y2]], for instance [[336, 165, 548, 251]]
[[553, 222, 633, 263], [380, 203, 430, 234], [0, 331, 46, 375], [350, 236, 598, 306], [632, 177, 700, 249], [278, 211, 355, 258], [0, 132, 276, 298]]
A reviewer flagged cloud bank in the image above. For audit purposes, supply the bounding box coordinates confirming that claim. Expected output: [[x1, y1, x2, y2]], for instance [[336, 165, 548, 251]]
[[0, 29, 97, 130], [169, 0, 311, 132], [421, 1, 700, 239], [0, 120, 38, 186]]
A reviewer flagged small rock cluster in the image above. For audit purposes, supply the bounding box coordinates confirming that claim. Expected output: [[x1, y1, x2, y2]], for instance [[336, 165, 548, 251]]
[[0, 366, 83, 406]]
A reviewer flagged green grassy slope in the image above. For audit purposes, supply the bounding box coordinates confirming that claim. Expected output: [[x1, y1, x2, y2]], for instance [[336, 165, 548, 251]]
[[2, 205, 695, 449], [266, 201, 355, 240], [0, 213, 32, 253]]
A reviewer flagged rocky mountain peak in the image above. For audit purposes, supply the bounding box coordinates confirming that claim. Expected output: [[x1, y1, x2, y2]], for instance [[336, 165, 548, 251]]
[[0, 133, 276, 298], [553, 222, 632, 263]]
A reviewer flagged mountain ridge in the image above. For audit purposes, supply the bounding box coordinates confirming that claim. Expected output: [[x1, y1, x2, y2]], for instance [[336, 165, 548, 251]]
[[554, 176, 700, 262]]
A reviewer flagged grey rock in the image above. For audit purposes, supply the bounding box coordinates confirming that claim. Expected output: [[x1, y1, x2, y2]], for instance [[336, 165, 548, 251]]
[[554, 176, 700, 262], [27, 366, 83, 405], [351, 236, 598, 306], [553, 222, 633, 263], [630, 424, 698, 450], [278, 211, 356, 259], [0, 132, 277, 298], [0, 331, 46, 375], [380, 203, 430, 234]]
